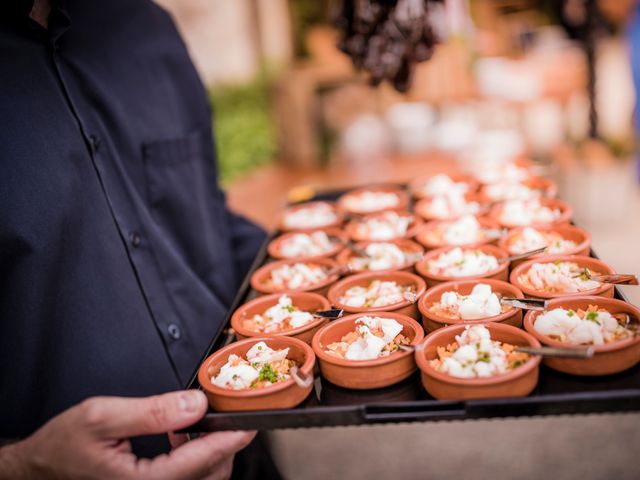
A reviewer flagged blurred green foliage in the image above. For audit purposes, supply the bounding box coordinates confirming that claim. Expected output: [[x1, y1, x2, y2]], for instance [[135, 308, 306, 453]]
[[210, 79, 276, 185]]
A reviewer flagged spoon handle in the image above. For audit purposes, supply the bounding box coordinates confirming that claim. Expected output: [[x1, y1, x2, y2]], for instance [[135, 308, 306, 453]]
[[590, 274, 639, 285], [313, 309, 344, 319], [515, 345, 594, 358], [499, 246, 548, 264], [500, 297, 548, 311]]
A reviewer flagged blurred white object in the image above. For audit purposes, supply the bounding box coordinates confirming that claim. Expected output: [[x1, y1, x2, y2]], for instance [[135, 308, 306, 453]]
[[522, 100, 565, 155], [596, 38, 636, 142], [341, 114, 392, 160], [475, 57, 541, 102], [457, 129, 525, 174], [385, 102, 436, 152]]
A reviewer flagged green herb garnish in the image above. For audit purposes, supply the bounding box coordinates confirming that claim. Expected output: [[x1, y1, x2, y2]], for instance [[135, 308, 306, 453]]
[[585, 311, 600, 324], [285, 305, 296, 313], [477, 352, 490, 363], [510, 359, 525, 369], [258, 364, 279, 383], [567, 310, 575, 317]]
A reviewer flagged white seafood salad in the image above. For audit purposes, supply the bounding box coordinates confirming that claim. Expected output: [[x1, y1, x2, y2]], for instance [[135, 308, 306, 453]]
[[325, 316, 410, 361], [278, 231, 337, 258], [266, 262, 329, 290], [484, 182, 539, 202], [348, 242, 410, 271], [212, 342, 294, 390], [433, 284, 503, 320], [441, 215, 484, 245], [499, 199, 561, 226], [339, 280, 413, 308], [423, 192, 481, 220], [342, 190, 400, 213], [508, 227, 577, 255], [283, 203, 338, 229], [534, 306, 634, 345], [352, 211, 413, 241], [429, 325, 530, 378], [414, 174, 469, 197], [426, 247, 500, 278], [242, 295, 314, 333], [518, 261, 601, 295]]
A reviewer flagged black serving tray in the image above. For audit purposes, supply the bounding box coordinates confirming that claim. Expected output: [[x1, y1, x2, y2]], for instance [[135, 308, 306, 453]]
[[184, 186, 640, 432]]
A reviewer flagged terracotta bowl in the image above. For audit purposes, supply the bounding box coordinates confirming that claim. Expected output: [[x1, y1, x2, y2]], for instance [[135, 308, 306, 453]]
[[415, 216, 501, 250], [198, 336, 315, 411], [267, 227, 348, 261], [415, 322, 541, 400], [279, 201, 344, 232], [337, 184, 409, 216], [510, 254, 616, 300], [327, 270, 427, 320], [489, 198, 573, 229], [230, 292, 331, 344], [523, 296, 640, 376], [408, 173, 480, 200], [480, 176, 558, 202], [418, 279, 525, 332], [311, 312, 425, 389], [414, 244, 510, 288], [344, 211, 423, 242], [498, 224, 592, 270], [414, 192, 491, 222], [250, 258, 341, 297], [335, 238, 424, 274]]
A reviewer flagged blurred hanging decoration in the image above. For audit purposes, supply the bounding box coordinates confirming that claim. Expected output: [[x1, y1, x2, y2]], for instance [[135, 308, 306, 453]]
[[334, 0, 441, 92]]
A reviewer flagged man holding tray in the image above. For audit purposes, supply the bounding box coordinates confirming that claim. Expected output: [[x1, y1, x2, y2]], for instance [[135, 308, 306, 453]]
[[0, 0, 276, 478]]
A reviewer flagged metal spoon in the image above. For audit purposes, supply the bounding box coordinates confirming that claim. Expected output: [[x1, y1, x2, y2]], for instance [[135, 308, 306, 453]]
[[398, 343, 594, 358], [579, 271, 639, 286], [313, 309, 344, 320], [500, 297, 548, 311], [498, 246, 548, 264], [290, 366, 314, 388], [514, 346, 594, 358]]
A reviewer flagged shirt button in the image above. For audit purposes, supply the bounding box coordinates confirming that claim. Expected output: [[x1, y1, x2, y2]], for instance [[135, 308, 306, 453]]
[[168, 324, 181, 340], [129, 231, 141, 247], [89, 135, 101, 152]]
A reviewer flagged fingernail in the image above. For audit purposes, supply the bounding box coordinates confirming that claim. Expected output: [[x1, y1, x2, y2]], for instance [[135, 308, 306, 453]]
[[179, 391, 202, 413]]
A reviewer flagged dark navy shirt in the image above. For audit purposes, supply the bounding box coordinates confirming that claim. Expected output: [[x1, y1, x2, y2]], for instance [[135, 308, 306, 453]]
[[0, 0, 265, 440]]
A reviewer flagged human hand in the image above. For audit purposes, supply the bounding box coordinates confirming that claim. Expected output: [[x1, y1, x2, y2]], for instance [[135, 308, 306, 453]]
[[0, 390, 255, 480]]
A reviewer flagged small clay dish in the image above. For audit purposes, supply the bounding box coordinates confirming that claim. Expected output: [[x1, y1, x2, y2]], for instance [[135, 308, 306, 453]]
[[267, 228, 348, 261], [415, 244, 510, 288], [524, 296, 640, 376], [418, 279, 525, 332], [198, 336, 315, 411], [408, 173, 480, 200], [311, 312, 425, 389], [510, 254, 615, 300], [335, 238, 424, 274], [231, 292, 331, 344], [481, 176, 558, 202], [414, 192, 491, 222], [415, 216, 501, 250], [498, 224, 592, 269], [327, 270, 427, 320], [250, 258, 341, 297], [337, 185, 409, 216], [415, 322, 541, 400], [489, 198, 573, 229], [280, 201, 344, 232], [344, 211, 423, 242]]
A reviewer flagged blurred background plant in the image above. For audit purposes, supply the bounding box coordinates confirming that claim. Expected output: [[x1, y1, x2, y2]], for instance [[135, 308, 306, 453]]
[[210, 77, 277, 185]]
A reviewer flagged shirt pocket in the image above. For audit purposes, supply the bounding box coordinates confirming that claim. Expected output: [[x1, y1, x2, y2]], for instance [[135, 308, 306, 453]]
[[141, 128, 235, 294]]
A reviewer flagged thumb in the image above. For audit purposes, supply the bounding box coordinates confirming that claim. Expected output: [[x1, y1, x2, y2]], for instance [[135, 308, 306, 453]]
[[83, 390, 208, 439]]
